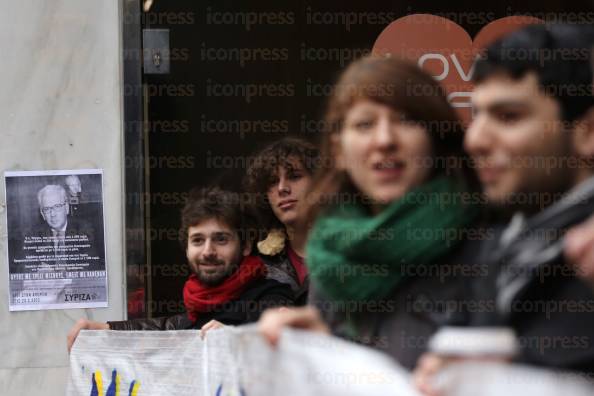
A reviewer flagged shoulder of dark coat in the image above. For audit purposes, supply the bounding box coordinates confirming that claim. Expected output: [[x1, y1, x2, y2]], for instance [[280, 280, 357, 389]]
[[257, 248, 289, 264], [242, 277, 295, 300], [444, 224, 506, 267]]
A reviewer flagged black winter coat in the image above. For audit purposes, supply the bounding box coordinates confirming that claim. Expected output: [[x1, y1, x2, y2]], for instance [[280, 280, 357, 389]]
[[468, 225, 594, 373], [260, 248, 309, 306], [311, 241, 482, 371], [108, 277, 294, 330]]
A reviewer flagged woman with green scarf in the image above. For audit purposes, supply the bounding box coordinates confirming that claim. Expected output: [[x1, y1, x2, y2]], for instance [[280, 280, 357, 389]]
[[258, 56, 480, 370]]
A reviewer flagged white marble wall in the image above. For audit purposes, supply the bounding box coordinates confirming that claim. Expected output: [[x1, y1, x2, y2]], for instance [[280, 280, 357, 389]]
[[0, 1, 125, 394]]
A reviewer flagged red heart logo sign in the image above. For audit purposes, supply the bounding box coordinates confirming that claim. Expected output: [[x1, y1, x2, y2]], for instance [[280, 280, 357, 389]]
[[372, 15, 543, 123]]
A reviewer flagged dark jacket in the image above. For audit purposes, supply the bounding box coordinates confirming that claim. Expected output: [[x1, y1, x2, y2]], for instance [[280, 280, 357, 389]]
[[468, 225, 594, 373], [461, 177, 594, 373], [260, 248, 309, 306], [108, 277, 294, 330], [310, 241, 482, 371], [468, 232, 594, 373]]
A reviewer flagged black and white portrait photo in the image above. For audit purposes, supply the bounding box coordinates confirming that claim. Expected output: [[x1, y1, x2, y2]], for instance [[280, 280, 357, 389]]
[[4, 169, 108, 311]]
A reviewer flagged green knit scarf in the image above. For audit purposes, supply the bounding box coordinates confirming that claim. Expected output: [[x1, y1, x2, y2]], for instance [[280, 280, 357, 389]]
[[306, 177, 477, 303]]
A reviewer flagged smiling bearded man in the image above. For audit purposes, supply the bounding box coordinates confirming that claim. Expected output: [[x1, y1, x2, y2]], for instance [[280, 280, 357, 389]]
[[67, 187, 294, 352]]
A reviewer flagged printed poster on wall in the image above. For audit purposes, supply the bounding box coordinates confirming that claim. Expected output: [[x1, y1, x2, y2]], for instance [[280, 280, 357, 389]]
[[4, 169, 108, 311]]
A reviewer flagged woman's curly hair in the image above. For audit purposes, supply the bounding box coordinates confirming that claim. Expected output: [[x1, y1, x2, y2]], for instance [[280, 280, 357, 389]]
[[243, 137, 320, 234]]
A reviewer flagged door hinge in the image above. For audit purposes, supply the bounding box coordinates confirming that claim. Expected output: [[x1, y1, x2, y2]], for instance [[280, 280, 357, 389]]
[[143, 29, 170, 75]]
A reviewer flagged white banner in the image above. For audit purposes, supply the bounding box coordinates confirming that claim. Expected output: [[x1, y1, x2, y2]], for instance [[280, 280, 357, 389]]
[[67, 326, 415, 396], [67, 327, 594, 396]]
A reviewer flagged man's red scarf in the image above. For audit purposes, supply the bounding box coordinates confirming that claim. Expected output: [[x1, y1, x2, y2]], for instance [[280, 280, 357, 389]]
[[183, 255, 266, 322]]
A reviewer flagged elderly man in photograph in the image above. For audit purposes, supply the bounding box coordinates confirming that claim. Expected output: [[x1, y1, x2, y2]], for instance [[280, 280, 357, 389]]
[[36, 184, 99, 266], [38, 185, 72, 260]]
